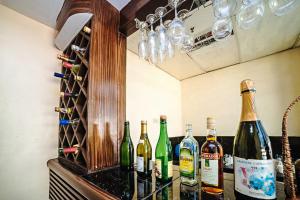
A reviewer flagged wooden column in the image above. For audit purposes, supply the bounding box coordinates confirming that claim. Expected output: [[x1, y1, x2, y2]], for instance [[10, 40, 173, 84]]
[[87, 0, 126, 171]]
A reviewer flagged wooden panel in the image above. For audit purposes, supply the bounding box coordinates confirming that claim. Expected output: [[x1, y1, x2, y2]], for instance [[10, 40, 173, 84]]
[[87, 0, 126, 171], [48, 159, 118, 200], [56, 0, 92, 31]]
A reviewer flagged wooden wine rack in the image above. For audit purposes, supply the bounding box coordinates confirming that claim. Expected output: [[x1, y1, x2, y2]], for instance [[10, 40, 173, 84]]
[[58, 21, 91, 173]]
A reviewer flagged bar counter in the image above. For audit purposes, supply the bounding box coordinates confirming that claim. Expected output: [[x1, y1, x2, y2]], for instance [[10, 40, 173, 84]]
[[47, 159, 286, 200]]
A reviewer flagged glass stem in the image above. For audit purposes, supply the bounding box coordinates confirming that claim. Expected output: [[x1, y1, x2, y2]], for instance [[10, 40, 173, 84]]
[[175, 2, 178, 18]]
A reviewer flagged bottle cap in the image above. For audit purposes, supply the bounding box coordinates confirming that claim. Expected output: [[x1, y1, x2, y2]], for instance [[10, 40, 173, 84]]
[[124, 121, 129, 125], [141, 120, 147, 124], [186, 124, 192, 130], [240, 79, 256, 93], [207, 117, 216, 129], [160, 115, 167, 121]]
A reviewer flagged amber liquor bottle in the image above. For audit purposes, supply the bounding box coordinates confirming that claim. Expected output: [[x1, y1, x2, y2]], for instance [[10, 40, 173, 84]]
[[200, 117, 224, 199]]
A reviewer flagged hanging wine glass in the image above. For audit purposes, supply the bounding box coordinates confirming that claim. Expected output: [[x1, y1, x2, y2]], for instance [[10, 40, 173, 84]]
[[135, 19, 148, 60], [269, 0, 299, 16], [212, 17, 233, 41], [168, 0, 186, 46], [236, 0, 265, 30], [146, 14, 158, 64], [164, 20, 175, 58], [213, 0, 237, 18], [155, 7, 169, 63], [178, 9, 194, 52]]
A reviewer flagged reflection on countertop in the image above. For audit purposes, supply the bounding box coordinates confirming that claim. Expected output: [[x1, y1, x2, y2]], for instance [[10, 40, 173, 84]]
[[82, 165, 286, 200]]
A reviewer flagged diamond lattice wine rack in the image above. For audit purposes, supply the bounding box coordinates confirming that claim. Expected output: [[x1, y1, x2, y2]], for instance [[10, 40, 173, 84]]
[[58, 21, 91, 173]]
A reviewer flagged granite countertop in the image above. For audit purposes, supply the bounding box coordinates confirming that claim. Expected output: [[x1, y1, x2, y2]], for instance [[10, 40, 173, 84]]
[[82, 165, 286, 200]]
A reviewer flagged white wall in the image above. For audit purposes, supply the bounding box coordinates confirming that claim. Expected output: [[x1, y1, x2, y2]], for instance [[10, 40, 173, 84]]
[[126, 51, 182, 160], [0, 5, 59, 200], [182, 48, 300, 137]]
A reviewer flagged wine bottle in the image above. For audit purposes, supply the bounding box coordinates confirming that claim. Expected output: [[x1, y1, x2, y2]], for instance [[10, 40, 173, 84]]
[[62, 62, 80, 73], [137, 120, 152, 177], [200, 117, 224, 197], [60, 92, 79, 98], [83, 26, 91, 34], [71, 45, 86, 54], [120, 121, 134, 170], [57, 54, 75, 63], [54, 72, 82, 81], [55, 107, 72, 114], [233, 79, 276, 200], [59, 144, 80, 155], [155, 115, 173, 183], [59, 118, 80, 126], [179, 124, 199, 186]]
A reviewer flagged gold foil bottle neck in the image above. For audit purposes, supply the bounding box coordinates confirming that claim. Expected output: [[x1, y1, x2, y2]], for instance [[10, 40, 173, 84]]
[[207, 117, 216, 129], [240, 79, 256, 93]]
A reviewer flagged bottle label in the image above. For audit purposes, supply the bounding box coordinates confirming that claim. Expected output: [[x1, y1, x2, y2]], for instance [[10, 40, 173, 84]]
[[149, 160, 152, 171], [155, 159, 172, 178], [168, 161, 173, 178], [137, 156, 144, 172], [201, 153, 219, 186], [179, 148, 194, 178], [234, 156, 276, 199]]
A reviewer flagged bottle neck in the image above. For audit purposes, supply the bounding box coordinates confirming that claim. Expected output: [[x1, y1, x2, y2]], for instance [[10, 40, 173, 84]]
[[186, 128, 192, 137], [159, 120, 168, 140], [240, 91, 258, 122], [206, 128, 217, 141], [124, 124, 131, 139], [140, 123, 147, 138]]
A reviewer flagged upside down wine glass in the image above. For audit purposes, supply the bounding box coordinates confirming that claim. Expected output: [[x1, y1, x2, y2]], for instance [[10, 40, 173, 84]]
[[155, 7, 169, 63], [146, 14, 158, 64], [268, 0, 299, 16], [135, 19, 148, 60], [168, 0, 186, 46], [213, 0, 237, 18]]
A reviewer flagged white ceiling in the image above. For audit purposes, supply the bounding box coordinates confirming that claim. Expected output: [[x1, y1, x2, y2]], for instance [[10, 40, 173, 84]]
[[0, 0, 131, 28], [127, 2, 300, 80]]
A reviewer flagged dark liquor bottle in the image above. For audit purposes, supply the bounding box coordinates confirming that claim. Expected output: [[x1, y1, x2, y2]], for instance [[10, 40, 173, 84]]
[[60, 92, 79, 98], [83, 26, 91, 34], [62, 62, 80, 73], [200, 117, 224, 198], [55, 107, 72, 114], [155, 115, 173, 183], [71, 45, 86, 54], [58, 145, 80, 155], [59, 118, 80, 126], [57, 54, 75, 63], [233, 79, 276, 200], [137, 120, 152, 177], [120, 121, 134, 170], [54, 72, 82, 81]]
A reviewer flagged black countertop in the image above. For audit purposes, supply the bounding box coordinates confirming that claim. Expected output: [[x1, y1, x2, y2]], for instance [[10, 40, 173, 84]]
[[82, 165, 286, 200]]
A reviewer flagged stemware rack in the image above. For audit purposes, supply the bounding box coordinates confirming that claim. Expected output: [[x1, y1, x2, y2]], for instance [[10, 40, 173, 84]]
[[58, 21, 91, 173]]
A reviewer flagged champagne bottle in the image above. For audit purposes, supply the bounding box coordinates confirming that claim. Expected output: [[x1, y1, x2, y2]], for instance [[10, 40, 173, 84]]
[[59, 144, 80, 155], [200, 118, 224, 198], [155, 115, 173, 183], [179, 124, 199, 186], [60, 92, 79, 98], [233, 79, 276, 200], [55, 107, 72, 114], [71, 45, 86, 54], [57, 54, 75, 63], [137, 120, 152, 177], [83, 26, 91, 34], [62, 62, 80, 73], [54, 72, 82, 81], [59, 118, 80, 126], [120, 121, 134, 171]]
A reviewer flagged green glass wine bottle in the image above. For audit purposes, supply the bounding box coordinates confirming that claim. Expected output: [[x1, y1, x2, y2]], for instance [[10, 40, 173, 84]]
[[155, 115, 173, 183], [120, 121, 134, 171]]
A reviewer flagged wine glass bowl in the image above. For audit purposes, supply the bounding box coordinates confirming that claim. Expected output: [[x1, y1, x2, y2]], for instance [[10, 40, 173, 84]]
[[168, 0, 186, 46], [155, 7, 169, 63], [268, 0, 299, 16], [146, 14, 158, 64], [212, 17, 233, 41], [213, 0, 237, 18], [236, 0, 265, 30], [136, 20, 148, 60]]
